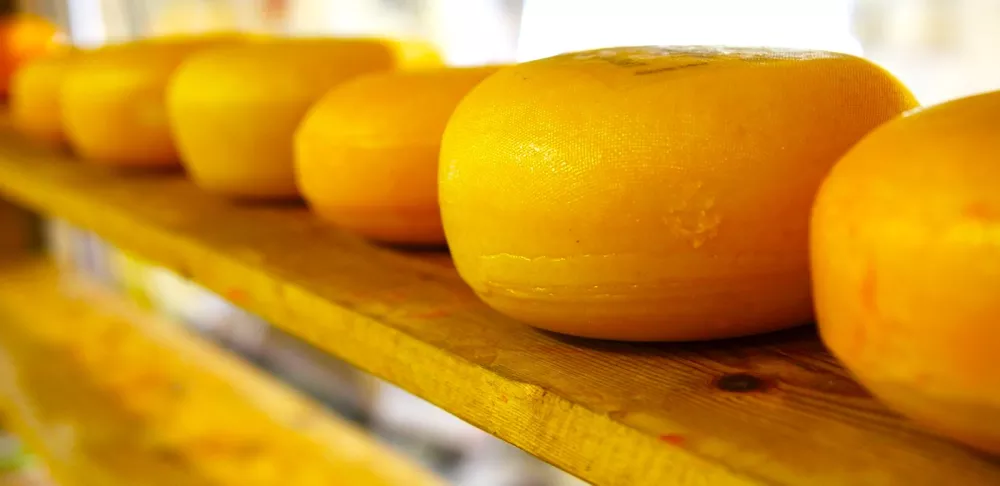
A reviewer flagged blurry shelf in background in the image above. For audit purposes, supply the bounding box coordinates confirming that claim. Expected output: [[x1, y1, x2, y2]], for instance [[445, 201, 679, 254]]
[[0, 131, 999, 486], [0, 256, 443, 486]]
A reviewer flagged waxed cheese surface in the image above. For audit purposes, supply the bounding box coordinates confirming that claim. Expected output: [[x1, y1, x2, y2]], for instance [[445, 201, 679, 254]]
[[440, 46, 918, 341]]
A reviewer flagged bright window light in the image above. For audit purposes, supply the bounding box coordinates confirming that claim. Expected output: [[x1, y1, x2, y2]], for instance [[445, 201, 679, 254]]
[[68, 0, 107, 46], [517, 0, 861, 62]]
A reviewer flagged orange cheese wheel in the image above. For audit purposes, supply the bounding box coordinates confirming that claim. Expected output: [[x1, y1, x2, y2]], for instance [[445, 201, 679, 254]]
[[0, 13, 63, 98], [295, 66, 500, 245], [10, 49, 75, 144], [61, 35, 246, 167], [168, 38, 438, 199], [440, 46, 917, 341], [812, 90, 1000, 454]]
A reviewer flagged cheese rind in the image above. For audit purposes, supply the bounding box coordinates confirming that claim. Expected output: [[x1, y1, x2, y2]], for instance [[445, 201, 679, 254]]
[[440, 46, 918, 341], [61, 36, 246, 167], [169, 39, 439, 199], [296, 66, 498, 243], [11, 51, 75, 144], [812, 89, 1000, 453]]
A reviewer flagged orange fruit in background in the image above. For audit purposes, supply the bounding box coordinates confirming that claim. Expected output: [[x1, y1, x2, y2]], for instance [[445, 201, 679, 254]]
[[812, 90, 1000, 454], [168, 38, 441, 199], [10, 49, 76, 144], [60, 34, 248, 168], [0, 13, 62, 98], [295, 66, 500, 245], [440, 46, 917, 341]]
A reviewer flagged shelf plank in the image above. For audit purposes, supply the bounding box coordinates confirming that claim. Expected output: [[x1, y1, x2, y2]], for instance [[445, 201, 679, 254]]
[[0, 257, 444, 486], [0, 132, 998, 486]]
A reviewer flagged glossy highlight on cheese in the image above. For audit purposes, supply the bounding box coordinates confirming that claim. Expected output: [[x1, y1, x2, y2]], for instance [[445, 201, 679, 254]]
[[10, 49, 75, 144], [61, 35, 246, 167], [812, 90, 1000, 454], [296, 66, 500, 245], [169, 38, 439, 200], [440, 46, 918, 341]]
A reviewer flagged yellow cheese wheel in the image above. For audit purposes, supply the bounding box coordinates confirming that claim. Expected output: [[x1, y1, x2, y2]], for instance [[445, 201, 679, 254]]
[[440, 46, 917, 341], [60, 35, 247, 167], [812, 90, 1000, 454], [10, 49, 76, 144], [296, 66, 500, 245], [169, 38, 439, 199]]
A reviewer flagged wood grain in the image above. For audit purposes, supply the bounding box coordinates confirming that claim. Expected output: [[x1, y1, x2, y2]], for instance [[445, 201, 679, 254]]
[[0, 257, 444, 486], [0, 131, 998, 485]]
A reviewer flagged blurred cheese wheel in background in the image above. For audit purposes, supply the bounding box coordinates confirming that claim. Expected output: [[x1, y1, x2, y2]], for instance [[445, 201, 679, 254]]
[[0, 13, 63, 98], [10, 49, 76, 144], [440, 46, 917, 341], [812, 90, 1000, 454], [296, 66, 499, 245], [169, 38, 439, 200], [61, 35, 246, 168]]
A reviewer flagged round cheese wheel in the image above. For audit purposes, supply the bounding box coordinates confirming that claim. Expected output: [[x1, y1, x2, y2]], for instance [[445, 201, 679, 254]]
[[0, 13, 63, 98], [60, 35, 245, 167], [296, 66, 500, 245], [10, 49, 75, 144], [440, 46, 917, 341], [169, 38, 438, 199], [812, 90, 1000, 454]]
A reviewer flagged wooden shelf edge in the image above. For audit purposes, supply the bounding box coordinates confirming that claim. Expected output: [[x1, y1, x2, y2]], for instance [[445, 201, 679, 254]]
[[0, 135, 760, 486], [0, 257, 444, 486], [0, 131, 997, 486]]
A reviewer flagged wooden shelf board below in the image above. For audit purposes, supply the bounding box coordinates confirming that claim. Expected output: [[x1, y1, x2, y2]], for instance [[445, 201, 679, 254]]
[[0, 257, 442, 486]]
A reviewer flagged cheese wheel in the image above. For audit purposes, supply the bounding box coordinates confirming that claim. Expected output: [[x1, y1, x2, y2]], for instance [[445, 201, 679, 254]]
[[60, 35, 245, 167], [168, 38, 437, 199], [296, 66, 500, 245], [812, 90, 1000, 454], [10, 49, 75, 144], [0, 14, 63, 98], [440, 46, 917, 341]]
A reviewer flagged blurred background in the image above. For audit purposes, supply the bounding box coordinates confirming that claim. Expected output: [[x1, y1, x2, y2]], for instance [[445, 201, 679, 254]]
[[2, 1, 999, 485], [15, 0, 1000, 105]]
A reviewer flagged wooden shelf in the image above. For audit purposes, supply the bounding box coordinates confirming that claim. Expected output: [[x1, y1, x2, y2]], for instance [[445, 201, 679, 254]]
[[0, 132, 998, 486], [0, 257, 443, 486]]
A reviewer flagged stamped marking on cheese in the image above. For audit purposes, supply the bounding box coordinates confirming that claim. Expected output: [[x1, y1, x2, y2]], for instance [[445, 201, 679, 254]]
[[565, 46, 839, 78], [635, 61, 710, 76]]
